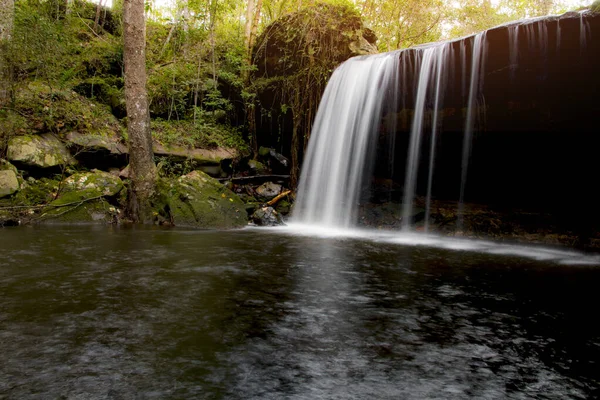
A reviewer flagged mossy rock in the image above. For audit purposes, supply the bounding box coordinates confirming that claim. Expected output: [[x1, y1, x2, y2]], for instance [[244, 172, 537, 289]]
[[0, 170, 19, 198], [0, 160, 20, 198], [11, 82, 123, 137], [157, 170, 247, 229], [37, 171, 123, 223], [40, 198, 118, 224], [54, 170, 124, 204], [11, 177, 61, 206], [6, 134, 75, 168]]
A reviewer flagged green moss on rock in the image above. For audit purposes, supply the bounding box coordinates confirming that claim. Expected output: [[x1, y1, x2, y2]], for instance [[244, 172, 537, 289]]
[[7, 134, 75, 168], [157, 170, 247, 228], [41, 198, 118, 224], [40, 170, 123, 223]]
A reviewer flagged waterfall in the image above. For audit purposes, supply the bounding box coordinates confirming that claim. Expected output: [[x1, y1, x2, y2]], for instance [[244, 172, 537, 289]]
[[293, 52, 400, 227], [457, 32, 487, 231], [293, 11, 596, 233], [401, 44, 449, 230]]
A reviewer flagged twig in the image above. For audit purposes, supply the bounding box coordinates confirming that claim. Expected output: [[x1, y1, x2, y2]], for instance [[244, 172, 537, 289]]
[[266, 190, 291, 206]]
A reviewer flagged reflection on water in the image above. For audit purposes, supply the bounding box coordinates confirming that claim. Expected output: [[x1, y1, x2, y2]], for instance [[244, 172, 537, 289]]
[[0, 225, 599, 399]]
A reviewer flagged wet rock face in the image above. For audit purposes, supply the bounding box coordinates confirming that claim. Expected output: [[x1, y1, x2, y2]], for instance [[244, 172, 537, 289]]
[[372, 11, 600, 213]]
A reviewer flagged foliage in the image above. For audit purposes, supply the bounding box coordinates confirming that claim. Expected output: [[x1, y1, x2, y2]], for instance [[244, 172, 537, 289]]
[[447, 0, 574, 37], [356, 0, 445, 51], [151, 118, 248, 152]]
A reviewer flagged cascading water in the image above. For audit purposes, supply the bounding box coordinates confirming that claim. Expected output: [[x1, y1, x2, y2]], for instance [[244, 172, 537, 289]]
[[401, 44, 449, 230], [457, 32, 487, 231], [293, 11, 597, 233], [293, 52, 400, 227]]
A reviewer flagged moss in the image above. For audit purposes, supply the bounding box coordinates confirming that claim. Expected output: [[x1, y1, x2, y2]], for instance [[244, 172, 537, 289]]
[[12, 178, 61, 206], [592, 0, 600, 12], [9, 82, 123, 137], [151, 119, 248, 154], [156, 170, 247, 228], [41, 198, 117, 224], [7, 134, 75, 168]]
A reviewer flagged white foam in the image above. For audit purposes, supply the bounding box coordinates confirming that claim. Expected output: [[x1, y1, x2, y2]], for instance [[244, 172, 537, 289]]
[[256, 224, 600, 266]]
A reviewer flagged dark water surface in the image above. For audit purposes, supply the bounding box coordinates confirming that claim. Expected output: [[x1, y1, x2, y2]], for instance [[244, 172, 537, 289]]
[[1, 226, 599, 399]]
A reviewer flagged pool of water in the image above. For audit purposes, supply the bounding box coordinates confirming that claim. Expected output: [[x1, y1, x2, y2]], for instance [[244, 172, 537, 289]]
[[1, 225, 599, 399]]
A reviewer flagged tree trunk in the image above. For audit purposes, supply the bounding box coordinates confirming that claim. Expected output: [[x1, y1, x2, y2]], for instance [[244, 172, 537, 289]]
[[243, 0, 263, 158], [124, 0, 157, 223], [244, 0, 256, 52], [94, 0, 104, 34], [0, 0, 14, 106]]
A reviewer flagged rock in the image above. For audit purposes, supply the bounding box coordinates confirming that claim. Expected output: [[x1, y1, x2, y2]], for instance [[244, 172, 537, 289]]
[[60, 170, 124, 198], [65, 131, 128, 170], [6, 134, 75, 169], [157, 170, 247, 229], [39, 171, 124, 224], [251, 206, 284, 226], [0, 160, 20, 198], [257, 147, 290, 174], [275, 199, 291, 215], [41, 198, 120, 224], [0, 171, 19, 198], [248, 159, 268, 175], [65, 131, 127, 155], [119, 165, 131, 179], [153, 143, 237, 177], [252, 3, 377, 167], [255, 182, 282, 200]]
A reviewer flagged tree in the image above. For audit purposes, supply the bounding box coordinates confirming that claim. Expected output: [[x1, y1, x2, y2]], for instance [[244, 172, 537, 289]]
[[124, 0, 157, 222], [0, 0, 14, 106]]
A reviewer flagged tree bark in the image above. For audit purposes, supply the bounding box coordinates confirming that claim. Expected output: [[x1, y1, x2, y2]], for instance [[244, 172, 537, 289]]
[[123, 0, 157, 223], [0, 0, 14, 106]]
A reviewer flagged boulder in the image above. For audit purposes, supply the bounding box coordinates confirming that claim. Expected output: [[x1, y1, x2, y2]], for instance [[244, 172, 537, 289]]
[[65, 131, 127, 155], [157, 170, 247, 228], [39, 171, 124, 224], [65, 131, 129, 170], [59, 170, 124, 198], [251, 3, 377, 174], [153, 143, 238, 177], [0, 160, 19, 198], [255, 182, 282, 201], [6, 134, 75, 169], [251, 206, 284, 226]]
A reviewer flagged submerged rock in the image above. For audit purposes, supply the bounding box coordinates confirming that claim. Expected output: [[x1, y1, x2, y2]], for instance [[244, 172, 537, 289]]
[[0, 160, 19, 198], [157, 170, 247, 228], [251, 206, 284, 226], [7, 134, 75, 169]]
